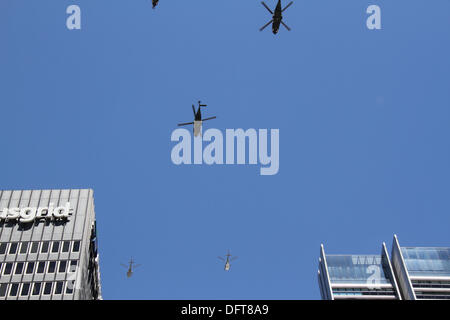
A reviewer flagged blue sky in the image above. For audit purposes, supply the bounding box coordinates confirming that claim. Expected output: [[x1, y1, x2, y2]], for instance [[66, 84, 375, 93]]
[[1, 0, 449, 299]]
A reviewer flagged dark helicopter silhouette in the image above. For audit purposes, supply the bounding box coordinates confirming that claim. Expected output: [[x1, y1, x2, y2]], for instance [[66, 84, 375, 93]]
[[152, 0, 159, 9], [260, 0, 293, 34], [177, 101, 216, 137]]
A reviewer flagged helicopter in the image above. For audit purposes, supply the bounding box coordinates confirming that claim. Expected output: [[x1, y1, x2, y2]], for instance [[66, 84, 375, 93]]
[[217, 250, 238, 271], [152, 0, 159, 9], [177, 101, 216, 137], [120, 258, 141, 278], [260, 0, 293, 34]]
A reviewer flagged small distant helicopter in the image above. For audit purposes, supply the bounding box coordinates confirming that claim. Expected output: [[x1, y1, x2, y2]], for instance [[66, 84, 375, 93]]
[[177, 101, 216, 137], [120, 258, 141, 278], [218, 250, 238, 271], [260, 0, 293, 34], [152, 0, 159, 9]]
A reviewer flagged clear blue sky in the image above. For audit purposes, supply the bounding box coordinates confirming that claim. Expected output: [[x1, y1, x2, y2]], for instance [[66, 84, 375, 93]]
[[1, 0, 449, 299]]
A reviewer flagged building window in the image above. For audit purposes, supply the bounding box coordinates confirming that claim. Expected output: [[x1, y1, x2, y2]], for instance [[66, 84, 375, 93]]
[[15, 262, 24, 275], [58, 261, 67, 273], [26, 262, 35, 274], [0, 243, 8, 255], [62, 241, 70, 253], [37, 261, 46, 274], [0, 284, 8, 297], [65, 282, 73, 294], [9, 242, 18, 254], [30, 242, 39, 254], [54, 281, 63, 295], [9, 283, 19, 297], [32, 283, 41, 296], [69, 260, 78, 272], [20, 283, 30, 297], [48, 261, 56, 273], [41, 241, 49, 253], [51, 241, 60, 253], [3, 263, 13, 275], [20, 242, 29, 254], [72, 241, 81, 253], [43, 282, 52, 295]]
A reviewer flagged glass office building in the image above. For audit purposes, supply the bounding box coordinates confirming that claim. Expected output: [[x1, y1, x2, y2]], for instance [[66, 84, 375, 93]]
[[0, 189, 101, 300], [392, 235, 450, 300], [318, 244, 401, 300], [319, 235, 450, 300]]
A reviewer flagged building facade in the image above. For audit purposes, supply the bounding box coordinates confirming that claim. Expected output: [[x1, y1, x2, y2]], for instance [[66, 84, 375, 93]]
[[318, 243, 401, 300], [318, 235, 450, 300], [0, 189, 101, 300]]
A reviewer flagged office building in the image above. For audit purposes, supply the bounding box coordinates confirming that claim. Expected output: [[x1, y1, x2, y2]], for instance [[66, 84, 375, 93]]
[[318, 243, 401, 299], [318, 235, 450, 300], [0, 189, 101, 300]]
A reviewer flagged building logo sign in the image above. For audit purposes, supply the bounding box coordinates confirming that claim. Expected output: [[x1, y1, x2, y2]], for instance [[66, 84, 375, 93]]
[[0, 202, 73, 223]]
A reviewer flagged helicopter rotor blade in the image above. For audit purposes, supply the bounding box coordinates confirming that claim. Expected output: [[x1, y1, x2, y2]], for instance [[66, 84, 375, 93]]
[[282, 1, 293, 12], [217, 256, 225, 261], [281, 21, 291, 31], [120, 263, 128, 269], [260, 20, 273, 32], [261, 2, 273, 14], [133, 264, 141, 269], [231, 256, 238, 261], [178, 122, 194, 126], [202, 116, 216, 122]]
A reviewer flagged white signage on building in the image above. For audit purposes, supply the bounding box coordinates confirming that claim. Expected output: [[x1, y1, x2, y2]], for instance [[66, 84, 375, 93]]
[[0, 202, 73, 223]]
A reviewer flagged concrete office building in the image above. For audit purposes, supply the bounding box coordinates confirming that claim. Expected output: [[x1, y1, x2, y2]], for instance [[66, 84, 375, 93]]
[[318, 235, 450, 300], [0, 189, 101, 300]]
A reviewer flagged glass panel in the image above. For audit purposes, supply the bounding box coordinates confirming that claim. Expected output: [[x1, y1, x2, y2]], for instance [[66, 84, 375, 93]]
[[26, 262, 35, 274], [4, 263, 13, 275], [20, 242, 29, 254], [72, 241, 80, 253], [21, 283, 30, 296], [9, 243, 18, 254], [401, 247, 450, 277], [30, 242, 39, 254], [41, 242, 49, 253], [32, 283, 41, 296], [52, 242, 60, 253], [0, 243, 7, 254], [43, 282, 52, 295], [59, 261, 67, 273], [9, 283, 19, 297], [0, 284, 7, 297], [62, 241, 70, 253], [37, 262, 46, 273], [326, 255, 391, 284], [48, 261, 56, 273], [15, 262, 24, 275], [54, 281, 63, 295]]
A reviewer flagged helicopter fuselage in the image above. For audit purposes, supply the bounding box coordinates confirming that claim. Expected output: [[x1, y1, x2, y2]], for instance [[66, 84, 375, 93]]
[[193, 121, 202, 137], [272, 1, 283, 34]]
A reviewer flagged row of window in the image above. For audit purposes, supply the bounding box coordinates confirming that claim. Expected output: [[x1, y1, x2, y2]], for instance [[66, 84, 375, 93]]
[[0, 260, 77, 276], [333, 288, 396, 296], [0, 280, 74, 298], [0, 240, 81, 255]]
